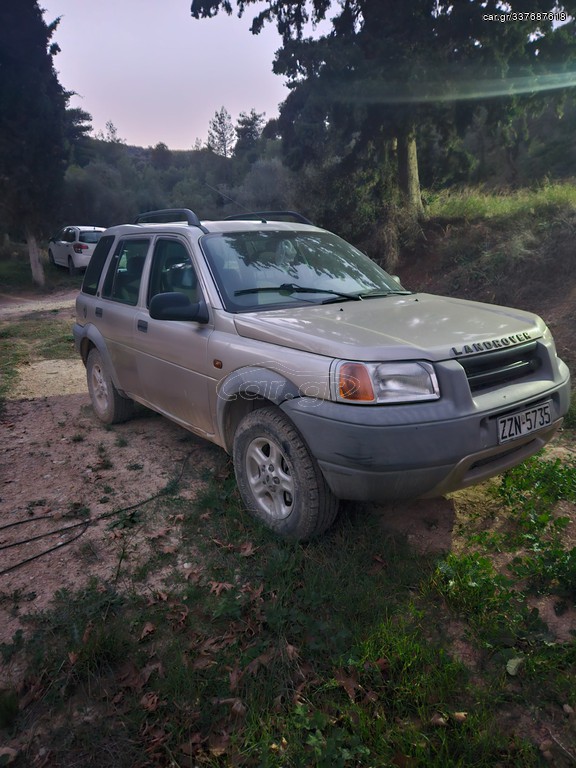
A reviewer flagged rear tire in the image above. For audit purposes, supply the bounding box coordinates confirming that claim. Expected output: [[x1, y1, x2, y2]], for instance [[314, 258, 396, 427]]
[[68, 256, 79, 276], [233, 406, 339, 540], [86, 348, 134, 424], [48, 249, 56, 266]]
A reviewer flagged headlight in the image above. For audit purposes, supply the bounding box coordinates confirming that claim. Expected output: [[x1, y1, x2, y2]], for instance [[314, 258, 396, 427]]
[[334, 361, 440, 404]]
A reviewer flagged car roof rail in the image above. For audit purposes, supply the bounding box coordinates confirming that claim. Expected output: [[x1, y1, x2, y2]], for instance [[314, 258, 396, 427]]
[[224, 211, 313, 225], [134, 208, 207, 230]]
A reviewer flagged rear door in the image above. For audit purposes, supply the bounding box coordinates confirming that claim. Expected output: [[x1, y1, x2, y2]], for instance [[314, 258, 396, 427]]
[[97, 236, 152, 398], [53, 227, 74, 267]]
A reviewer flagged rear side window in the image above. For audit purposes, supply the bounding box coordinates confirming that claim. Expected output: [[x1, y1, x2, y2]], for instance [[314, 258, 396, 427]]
[[81, 235, 115, 295], [102, 238, 151, 305]]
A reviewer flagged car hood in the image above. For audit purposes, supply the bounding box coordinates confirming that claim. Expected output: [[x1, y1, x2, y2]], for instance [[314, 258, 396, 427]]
[[233, 293, 546, 361]]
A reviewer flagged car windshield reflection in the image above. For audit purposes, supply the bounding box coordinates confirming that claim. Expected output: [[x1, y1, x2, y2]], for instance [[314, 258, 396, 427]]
[[201, 231, 406, 312]]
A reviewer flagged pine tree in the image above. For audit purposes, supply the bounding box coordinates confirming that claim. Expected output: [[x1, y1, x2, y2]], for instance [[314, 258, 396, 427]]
[[207, 107, 236, 158]]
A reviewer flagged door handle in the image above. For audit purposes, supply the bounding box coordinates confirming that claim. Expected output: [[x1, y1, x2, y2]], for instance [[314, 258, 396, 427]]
[[95, 307, 103, 317], [137, 320, 148, 333]]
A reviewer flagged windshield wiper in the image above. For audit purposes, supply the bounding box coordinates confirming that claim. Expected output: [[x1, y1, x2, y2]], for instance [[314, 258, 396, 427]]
[[357, 289, 414, 298], [235, 283, 363, 301]]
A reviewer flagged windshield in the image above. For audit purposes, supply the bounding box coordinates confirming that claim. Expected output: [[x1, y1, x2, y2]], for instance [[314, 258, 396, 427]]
[[201, 230, 407, 312]]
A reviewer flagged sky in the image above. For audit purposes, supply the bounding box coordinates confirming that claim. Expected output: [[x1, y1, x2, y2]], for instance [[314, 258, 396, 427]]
[[41, 0, 290, 151]]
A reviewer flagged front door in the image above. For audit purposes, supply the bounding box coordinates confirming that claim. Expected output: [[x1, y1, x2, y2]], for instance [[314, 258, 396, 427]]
[[133, 237, 214, 436]]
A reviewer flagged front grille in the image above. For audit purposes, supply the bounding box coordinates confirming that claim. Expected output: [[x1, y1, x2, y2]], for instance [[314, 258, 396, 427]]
[[458, 342, 541, 392]]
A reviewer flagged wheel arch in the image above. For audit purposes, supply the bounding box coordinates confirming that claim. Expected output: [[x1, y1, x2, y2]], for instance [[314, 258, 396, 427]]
[[216, 366, 301, 453], [77, 325, 127, 396]]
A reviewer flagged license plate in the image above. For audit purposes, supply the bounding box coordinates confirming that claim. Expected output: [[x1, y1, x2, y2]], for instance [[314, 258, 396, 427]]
[[498, 402, 552, 444]]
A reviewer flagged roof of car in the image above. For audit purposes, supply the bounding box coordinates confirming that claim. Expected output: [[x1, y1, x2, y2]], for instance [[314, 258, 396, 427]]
[[105, 210, 323, 237], [199, 220, 322, 234]]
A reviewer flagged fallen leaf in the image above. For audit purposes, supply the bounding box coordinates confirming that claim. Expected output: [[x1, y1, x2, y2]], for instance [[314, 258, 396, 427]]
[[208, 732, 230, 757], [363, 690, 379, 704], [178, 733, 204, 756], [140, 691, 161, 712], [229, 664, 242, 692], [334, 668, 361, 701], [430, 712, 448, 727], [211, 538, 234, 550], [192, 655, 216, 671], [506, 657, 524, 676], [284, 642, 300, 661], [81, 621, 94, 644], [208, 581, 234, 595], [215, 697, 247, 718], [150, 528, 169, 540], [183, 565, 202, 582], [370, 554, 388, 573], [140, 622, 156, 641], [239, 541, 257, 557]]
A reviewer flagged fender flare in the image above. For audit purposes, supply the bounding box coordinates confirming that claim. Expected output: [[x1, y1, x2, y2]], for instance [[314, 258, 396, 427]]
[[74, 323, 128, 397], [216, 366, 301, 449]]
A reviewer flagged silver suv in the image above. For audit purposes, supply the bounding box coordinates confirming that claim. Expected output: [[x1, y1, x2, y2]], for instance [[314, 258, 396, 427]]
[[73, 209, 571, 539]]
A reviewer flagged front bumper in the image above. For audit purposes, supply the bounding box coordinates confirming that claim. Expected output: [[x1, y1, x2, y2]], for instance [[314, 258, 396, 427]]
[[280, 366, 571, 502]]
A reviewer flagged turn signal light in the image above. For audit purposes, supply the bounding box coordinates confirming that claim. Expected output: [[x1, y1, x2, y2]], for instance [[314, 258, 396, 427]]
[[338, 363, 374, 401]]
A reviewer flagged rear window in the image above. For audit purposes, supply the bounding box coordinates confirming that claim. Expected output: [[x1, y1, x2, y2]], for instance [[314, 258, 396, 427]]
[[79, 231, 103, 244], [81, 235, 115, 295]]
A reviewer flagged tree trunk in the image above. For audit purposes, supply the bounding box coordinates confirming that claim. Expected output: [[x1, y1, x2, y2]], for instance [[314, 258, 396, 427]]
[[24, 226, 45, 287], [396, 127, 424, 221]]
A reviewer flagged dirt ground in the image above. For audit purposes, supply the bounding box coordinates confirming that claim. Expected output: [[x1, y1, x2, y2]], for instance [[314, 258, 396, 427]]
[[0, 291, 574, 652], [0, 291, 465, 650]]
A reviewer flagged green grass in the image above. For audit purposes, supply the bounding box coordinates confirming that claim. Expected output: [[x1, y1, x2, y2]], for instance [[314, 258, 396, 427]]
[[426, 181, 576, 222], [0, 245, 80, 419], [0, 312, 77, 406], [2, 454, 575, 767]]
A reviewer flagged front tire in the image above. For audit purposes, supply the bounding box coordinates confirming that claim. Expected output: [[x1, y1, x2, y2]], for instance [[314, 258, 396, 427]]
[[86, 348, 134, 424], [233, 406, 339, 540]]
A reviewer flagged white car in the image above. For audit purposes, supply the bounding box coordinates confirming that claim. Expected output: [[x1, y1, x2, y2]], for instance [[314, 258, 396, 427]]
[[48, 226, 105, 275]]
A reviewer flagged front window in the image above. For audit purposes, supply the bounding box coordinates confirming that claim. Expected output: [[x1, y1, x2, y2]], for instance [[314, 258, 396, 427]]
[[201, 231, 407, 312], [147, 239, 200, 305]]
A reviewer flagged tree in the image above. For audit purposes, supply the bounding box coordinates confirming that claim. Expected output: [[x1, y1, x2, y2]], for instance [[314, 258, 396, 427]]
[[150, 141, 173, 171], [234, 108, 266, 160], [207, 107, 236, 157], [0, 0, 71, 285], [192, 0, 576, 223]]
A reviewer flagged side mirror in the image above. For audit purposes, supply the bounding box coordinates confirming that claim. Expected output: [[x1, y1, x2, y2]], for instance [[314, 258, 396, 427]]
[[149, 292, 209, 324]]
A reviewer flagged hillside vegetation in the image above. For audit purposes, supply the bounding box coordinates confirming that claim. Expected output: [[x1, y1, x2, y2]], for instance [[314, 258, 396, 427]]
[[399, 183, 576, 377]]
